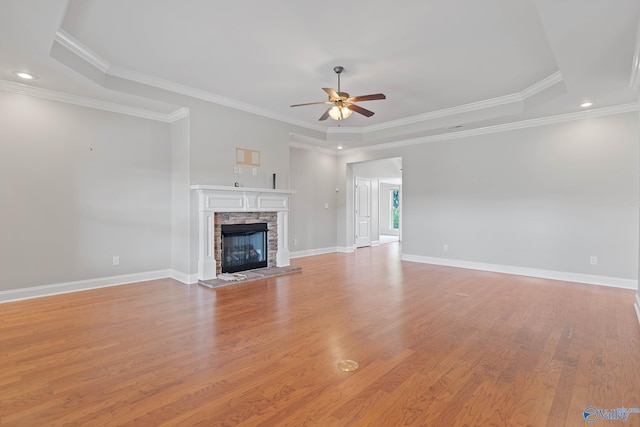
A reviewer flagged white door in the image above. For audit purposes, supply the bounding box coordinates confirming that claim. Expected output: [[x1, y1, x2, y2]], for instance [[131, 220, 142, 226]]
[[355, 177, 371, 247]]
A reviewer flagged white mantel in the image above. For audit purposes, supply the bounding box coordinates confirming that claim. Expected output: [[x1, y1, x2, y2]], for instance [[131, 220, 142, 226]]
[[191, 185, 296, 281]]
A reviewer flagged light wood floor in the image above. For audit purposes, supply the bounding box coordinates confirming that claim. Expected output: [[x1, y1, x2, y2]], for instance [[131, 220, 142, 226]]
[[1, 243, 639, 426]]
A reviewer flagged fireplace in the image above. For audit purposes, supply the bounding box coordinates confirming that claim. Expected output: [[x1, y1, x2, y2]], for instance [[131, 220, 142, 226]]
[[221, 223, 268, 273], [192, 185, 294, 281]]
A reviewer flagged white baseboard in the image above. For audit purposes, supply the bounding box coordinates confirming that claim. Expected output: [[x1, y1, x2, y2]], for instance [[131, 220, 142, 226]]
[[290, 247, 338, 258], [290, 245, 360, 257], [401, 254, 638, 290], [0, 270, 174, 304], [635, 293, 640, 327], [371, 240, 381, 247], [170, 269, 198, 284]]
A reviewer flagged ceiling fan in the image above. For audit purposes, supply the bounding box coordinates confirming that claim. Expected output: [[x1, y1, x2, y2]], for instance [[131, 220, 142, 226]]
[[290, 66, 386, 121]]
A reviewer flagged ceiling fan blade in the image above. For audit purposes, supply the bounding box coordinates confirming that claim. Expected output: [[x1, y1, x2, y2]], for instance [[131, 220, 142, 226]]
[[290, 101, 332, 107], [346, 103, 375, 117], [322, 88, 340, 100], [348, 93, 386, 102], [319, 108, 331, 121]]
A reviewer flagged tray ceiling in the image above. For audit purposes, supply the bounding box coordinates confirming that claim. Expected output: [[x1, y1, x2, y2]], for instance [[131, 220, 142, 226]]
[[1, 0, 640, 148]]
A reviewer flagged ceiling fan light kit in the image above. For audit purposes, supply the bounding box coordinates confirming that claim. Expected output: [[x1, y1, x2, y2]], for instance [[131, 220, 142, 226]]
[[328, 105, 352, 120], [290, 65, 386, 122]]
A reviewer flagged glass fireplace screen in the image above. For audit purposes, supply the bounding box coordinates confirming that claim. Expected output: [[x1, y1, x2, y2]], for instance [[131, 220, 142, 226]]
[[221, 223, 268, 273]]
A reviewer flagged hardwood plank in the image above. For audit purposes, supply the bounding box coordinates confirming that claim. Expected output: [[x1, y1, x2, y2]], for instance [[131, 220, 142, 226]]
[[1, 243, 639, 426]]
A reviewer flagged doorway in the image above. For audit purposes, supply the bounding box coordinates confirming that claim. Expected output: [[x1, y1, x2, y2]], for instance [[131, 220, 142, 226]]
[[350, 157, 402, 249]]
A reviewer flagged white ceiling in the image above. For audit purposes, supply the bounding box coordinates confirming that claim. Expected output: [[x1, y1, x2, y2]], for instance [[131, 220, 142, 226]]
[[2, 0, 640, 150]]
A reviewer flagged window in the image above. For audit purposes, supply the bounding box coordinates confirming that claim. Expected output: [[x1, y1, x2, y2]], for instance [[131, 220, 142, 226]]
[[391, 188, 400, 229]]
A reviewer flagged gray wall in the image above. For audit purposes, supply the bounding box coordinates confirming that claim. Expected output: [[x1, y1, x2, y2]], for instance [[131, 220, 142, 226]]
[[188, 100, 292, 189], [289, 147, 338, 252], [171, 116, 190, 275], [0, 91, 172, 291], [1, 87, 637, 293], [332, 112, 639, 281], [0, 78, 323, 292], [183, 101, 312, 274], [102, 78, 324, 275]]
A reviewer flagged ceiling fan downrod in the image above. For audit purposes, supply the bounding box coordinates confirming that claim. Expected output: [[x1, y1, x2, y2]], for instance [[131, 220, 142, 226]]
[[334, 66, 344, 92]]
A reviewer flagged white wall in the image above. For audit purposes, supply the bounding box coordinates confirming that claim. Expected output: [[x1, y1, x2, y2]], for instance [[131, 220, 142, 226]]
[[101, 77, 325, 274], [289, 147, 338, 254], [332, 112, 639, 284], [170, 116, 191, 277], [1, 88, 637, 296], [0, 73, 326, 295], [188, 100, 292, 189], [0, 92, 172, 292]]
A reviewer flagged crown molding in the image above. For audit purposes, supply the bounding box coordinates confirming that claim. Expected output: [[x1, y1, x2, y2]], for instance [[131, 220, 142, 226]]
[[327, 72, 563, 136], [107, 66, 327, 132], [289, 141, 338, 155], [521, 71, 563, 99], [47, 29, 635, 145], [358, 93, 524, 134], [337, 102, 640, 156], [54, 30, 569, 137], [53, 30, 325, 131], [326, 126, 363, 135], [167, 107, 190, 122], [630, 20, 640, 91], [288, 131, 340, 154], [51, 30, 581, 140], [0, 79, 178, 122], [54, 29, 110, 73]]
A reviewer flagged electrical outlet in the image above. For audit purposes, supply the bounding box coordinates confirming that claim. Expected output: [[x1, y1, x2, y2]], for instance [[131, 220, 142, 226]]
[[252, 168, 257, 176], [324, 202, 329, 209], [233, 166, 238, 173], [113, 256, 120, 266], [293, 238, 298, 246], [443, 244, 449, 252], [590, 256, 598, 265]]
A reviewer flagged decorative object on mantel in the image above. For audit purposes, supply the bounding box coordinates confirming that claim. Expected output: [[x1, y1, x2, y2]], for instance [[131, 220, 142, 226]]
[[272, 173, 276, 189]]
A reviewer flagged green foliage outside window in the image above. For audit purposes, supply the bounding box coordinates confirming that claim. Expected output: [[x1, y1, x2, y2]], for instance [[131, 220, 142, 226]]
[[391, 189, 399, 229]]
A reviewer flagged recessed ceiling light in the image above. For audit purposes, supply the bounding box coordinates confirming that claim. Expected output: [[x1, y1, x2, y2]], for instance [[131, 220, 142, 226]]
[[14, 71, 36, 80], [337, 146, 343, 150], [580, 101, 593, 108]]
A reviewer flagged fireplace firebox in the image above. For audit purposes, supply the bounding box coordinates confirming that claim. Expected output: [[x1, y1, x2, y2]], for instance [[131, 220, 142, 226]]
[[221, 223, 268, 273]]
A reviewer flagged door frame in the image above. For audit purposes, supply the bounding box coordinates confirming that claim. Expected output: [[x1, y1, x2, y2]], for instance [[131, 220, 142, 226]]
[[354, 177, 372, 247]]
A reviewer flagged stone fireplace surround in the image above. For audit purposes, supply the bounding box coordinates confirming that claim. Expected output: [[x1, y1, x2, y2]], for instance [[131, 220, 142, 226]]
[[192, 185, 295, 281], [216, 212, 276, 274]]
